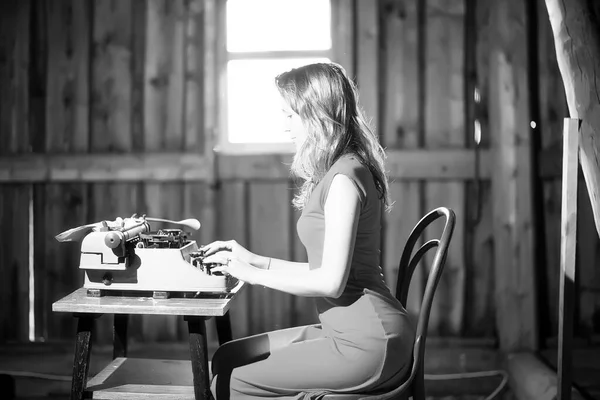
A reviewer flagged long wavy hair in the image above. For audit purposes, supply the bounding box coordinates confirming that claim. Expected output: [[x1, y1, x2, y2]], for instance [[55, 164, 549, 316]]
[[275, 62, 390, 211]]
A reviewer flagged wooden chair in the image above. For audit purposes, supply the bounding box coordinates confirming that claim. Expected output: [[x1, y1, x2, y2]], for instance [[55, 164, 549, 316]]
[[323, 206, 456, 400], [212, 207, 456, 400]]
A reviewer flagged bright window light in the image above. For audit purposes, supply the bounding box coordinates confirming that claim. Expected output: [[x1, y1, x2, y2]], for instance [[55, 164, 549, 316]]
[[223, 0, 332, 151], [227, 58, 329, 144], [227, 0, 331, 52]]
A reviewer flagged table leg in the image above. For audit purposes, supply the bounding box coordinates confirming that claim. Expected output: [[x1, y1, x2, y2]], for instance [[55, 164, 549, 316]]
[[215, 312, 232, 345], [71, 314, 96, 400], [186, 316, 210, 400], [113, 314, 129, 359]]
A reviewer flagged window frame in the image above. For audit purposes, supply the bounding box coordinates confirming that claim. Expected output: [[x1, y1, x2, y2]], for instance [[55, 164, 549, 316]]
[[215, 0, 336, 155]]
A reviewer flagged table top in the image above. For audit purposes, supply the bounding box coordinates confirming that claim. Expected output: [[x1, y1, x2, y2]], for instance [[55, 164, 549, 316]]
[[52, 282, 245, 317]]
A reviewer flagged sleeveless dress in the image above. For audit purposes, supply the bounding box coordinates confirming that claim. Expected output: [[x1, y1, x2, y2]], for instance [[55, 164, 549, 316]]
[[211, 154, 415, 399]]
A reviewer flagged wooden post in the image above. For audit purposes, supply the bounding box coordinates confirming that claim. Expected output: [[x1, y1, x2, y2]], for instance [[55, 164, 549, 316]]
[[489, 0, 538, 352], [557, 118, 580, 400], [544, 0, 600, 239]]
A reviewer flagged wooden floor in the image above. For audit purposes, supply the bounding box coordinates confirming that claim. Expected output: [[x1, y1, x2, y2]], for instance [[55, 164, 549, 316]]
[[540, 345, 600, 399], [0, 337, 509, 400]]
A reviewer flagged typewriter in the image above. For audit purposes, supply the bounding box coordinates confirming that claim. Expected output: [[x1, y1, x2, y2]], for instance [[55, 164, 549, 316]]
[[55, 215, 238, 297]]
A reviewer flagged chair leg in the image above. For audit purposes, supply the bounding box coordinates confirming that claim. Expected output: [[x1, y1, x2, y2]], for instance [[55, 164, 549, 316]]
[[412, 362, 426, 400]]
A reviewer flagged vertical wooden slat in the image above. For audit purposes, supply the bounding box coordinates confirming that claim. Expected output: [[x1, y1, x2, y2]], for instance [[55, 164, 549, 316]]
[[33, 0, 91, 341], [90, 0, 135, 343], [331, 0, 354, 77], [144, 0, 186, 150], [576, 177, 600, 337], [248, 182, 293, 334], [0, 0, 31, 341], [38, 184, 87, 340], [91, 0, 132, 152], [218, 181, 250, 338], [424, 0, 466, 335], [355, 0, 379, 127], [490, 0, 538, 351], [131, 0, 147, 150], [29, 0, 48, 340], [380, 0, 423, 319], [45, 0, 90, 152], [0, 185, 31, 341], [465, 0, 495, 337], [537, 0, 570, 341], [142, 0, 189, 342], [557, 118, 579, 400]]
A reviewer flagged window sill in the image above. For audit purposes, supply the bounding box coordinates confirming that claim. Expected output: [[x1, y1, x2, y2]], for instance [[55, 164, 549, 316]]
[[213, 142, 296, 155]]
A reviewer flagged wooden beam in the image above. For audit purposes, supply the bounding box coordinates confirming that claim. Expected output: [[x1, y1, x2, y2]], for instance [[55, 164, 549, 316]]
[[544, 0, 600, 240], [0, 153, 211, 182], [489, 0, 538, 352], [557, 118, 579, 400], [0, 149, 495, 183]]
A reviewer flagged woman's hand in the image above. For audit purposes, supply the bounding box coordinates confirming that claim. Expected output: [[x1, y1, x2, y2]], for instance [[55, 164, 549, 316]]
[[200, 240, 261, 267], [202, 252, 260, 285]]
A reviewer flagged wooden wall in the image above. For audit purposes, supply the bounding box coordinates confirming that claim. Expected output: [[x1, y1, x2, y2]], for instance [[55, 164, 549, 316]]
[[1, 0, 598, 349]]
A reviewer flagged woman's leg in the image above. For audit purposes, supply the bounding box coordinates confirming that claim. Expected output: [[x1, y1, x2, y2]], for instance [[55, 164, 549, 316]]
[[211, 324, 323, 399], [225, 333, 386, 399]]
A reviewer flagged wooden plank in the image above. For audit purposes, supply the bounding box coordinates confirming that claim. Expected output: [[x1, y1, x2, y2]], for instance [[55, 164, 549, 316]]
[[0, 0, 31, 342], [576, 172, 600, 337], [380, 0, 423, 319], [248, 182, 293, 334], [86, 358, 195, 399], [537, 0, 571, 339], [91, 0, 132, 152], [490, 0, 538, 351], [89, 0, 137, 344], [52, 287, 242, 316], [558, 118, 579, 400], [36, 0, 90, 342], [45, 0, 90, 152], [0, 153, 212, 182], [424, 0, 466, 335], [0, 185, 31, 341], [542, 180, 563, 338], [0, 150, 494, 182], [544, 0, 600, 242], [144, 0, 186, 150], [185, 0, 204, 154], [356, 0, 379, 129], [0, 0, 30, 154], [131, 0, 147, 150], [35, 184, 87, 340], [465, 182, 496, 337], [330, 0, 354, 77]]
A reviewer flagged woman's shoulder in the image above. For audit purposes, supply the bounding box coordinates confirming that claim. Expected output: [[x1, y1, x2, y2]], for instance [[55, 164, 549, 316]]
[[328, 153, 371, 183], [320, 153, 370, 205]]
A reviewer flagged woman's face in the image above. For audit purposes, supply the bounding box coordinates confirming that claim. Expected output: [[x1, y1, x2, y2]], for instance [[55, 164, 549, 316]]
[[281, 101, 308, 151]]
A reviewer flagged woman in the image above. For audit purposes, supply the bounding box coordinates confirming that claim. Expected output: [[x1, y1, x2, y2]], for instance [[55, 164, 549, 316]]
[[202, 62, 415, 399]]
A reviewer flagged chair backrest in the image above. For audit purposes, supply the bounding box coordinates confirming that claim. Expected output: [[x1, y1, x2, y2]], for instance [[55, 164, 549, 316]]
[[322, 207, 456, 400], [370, 207, 456, 400]]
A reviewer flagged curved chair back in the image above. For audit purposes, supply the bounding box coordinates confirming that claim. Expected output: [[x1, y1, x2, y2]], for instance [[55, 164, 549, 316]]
[[392, 207, 456, 399]]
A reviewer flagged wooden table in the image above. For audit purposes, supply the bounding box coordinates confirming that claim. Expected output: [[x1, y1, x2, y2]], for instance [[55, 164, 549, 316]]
[[52, 283, 245, 400]]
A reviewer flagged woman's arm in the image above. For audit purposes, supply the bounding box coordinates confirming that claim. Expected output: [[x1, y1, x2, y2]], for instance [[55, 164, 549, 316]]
[[251, 174, 361, 297], [251, 255, 310, 273]]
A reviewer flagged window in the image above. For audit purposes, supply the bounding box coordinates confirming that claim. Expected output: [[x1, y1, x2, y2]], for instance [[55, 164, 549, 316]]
[[218, 0, 332, 154]]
